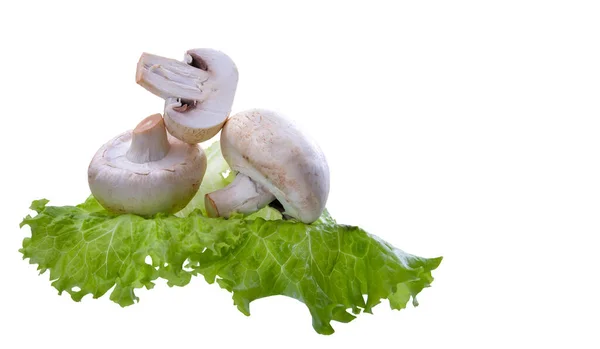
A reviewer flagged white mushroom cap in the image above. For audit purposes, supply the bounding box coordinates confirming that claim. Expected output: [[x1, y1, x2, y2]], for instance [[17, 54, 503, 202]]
[[88, 114, 207, 216], [136, 48, 238, 144], [205, 109, 330, 223]]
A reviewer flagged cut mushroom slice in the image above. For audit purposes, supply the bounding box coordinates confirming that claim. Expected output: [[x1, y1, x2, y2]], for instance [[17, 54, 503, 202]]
[[205, 109, 330, 224], [136, 48, 238, 144], [88, 113, 207, 216]]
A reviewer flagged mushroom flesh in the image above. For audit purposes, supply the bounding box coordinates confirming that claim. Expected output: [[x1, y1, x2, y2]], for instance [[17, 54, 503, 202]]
[[88, 113, 207, 216], [136, 48, 238, 144], [205, 109, 330, 224]]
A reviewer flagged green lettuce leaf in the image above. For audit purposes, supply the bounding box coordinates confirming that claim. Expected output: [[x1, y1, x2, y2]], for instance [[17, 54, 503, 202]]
[[20, 197, 244, 306], [19, 141, 442, 334], [194, 217, 441, 334]]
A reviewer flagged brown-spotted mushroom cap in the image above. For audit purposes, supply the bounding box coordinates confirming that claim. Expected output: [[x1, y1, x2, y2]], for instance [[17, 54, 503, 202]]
[[136, 48, 238, 144], [205, 108, 330, 224], [88, 114, 207, 216]]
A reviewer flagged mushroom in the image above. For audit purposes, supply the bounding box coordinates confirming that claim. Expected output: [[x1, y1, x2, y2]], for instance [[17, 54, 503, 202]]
[[136, 48, 238, 144], [88, 113, 207, 216], [204, 109, 330, 224]]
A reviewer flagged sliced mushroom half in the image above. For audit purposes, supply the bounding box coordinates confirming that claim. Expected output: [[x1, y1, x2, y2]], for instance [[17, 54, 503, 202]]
[[205, 109, 330, 223], [136, 48, 238, 143]]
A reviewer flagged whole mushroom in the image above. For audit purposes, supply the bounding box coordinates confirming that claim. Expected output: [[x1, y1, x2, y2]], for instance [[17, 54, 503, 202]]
[[205, 109, 330, 224], [136, 48, 238, 144], [88, 113, 207, 216]]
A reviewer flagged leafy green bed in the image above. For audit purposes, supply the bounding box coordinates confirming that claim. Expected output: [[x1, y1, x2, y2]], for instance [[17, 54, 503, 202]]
[[20, 143, 441, 335]]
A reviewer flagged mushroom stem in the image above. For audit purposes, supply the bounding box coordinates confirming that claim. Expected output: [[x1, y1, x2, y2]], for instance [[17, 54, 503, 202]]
[[126, 114, 171, 163], [205, 173, 275, 218], [136, 52, 210, 101]]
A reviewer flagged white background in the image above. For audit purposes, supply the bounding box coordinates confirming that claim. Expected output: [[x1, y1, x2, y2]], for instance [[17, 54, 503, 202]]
[[1, 0, 598, 347]]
